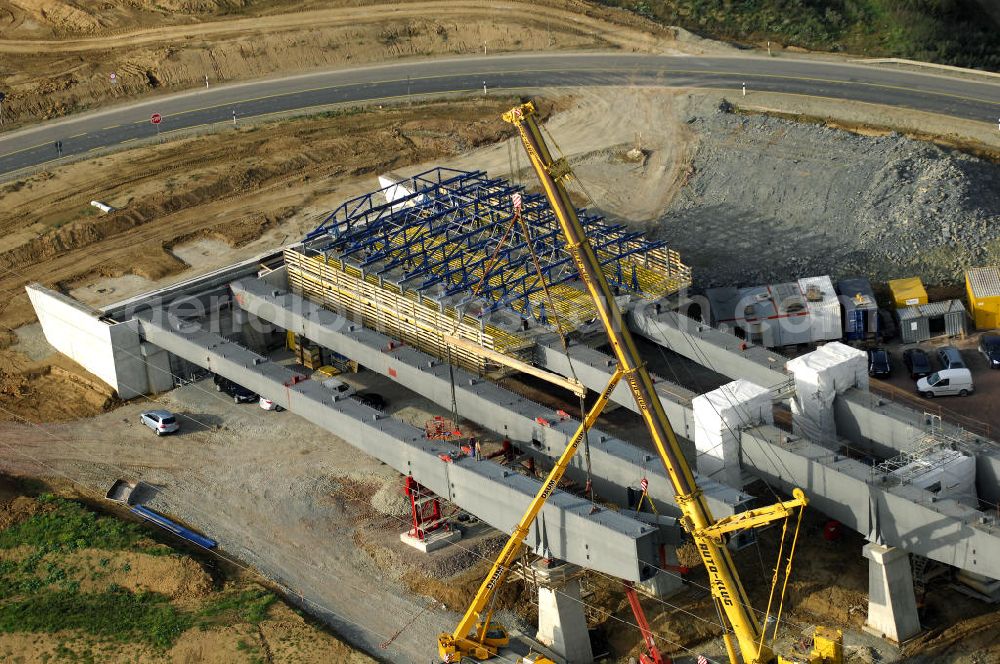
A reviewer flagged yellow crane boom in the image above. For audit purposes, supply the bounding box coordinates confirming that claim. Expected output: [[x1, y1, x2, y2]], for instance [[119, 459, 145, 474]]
[[501, 100, 807, 664], [438, 370, 623, 662]]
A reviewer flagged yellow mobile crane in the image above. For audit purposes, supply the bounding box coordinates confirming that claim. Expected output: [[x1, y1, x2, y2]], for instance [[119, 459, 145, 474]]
[[438, 100, 841, 664], [438, 371, 624, 663]]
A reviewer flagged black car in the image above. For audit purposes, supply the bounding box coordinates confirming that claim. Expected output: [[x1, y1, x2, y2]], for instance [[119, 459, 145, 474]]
[[867, 348, 892, 378], [354, 392, 387, 410], [980, 335, 1000, 369], [902, 348, 932, 379], [214, 374, 258, 403]]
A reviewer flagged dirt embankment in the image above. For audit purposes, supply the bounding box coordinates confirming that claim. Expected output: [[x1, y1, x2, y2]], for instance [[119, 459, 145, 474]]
[[637, 101, 1000, 289], [0, 97, 528, 424], [0, 0, 713, 126], [0, 477, 376, 663]]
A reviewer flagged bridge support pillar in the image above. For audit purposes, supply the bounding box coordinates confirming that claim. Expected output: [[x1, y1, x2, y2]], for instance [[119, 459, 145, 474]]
[[863, 543, 920, 643], [534, 560, 594, 664]]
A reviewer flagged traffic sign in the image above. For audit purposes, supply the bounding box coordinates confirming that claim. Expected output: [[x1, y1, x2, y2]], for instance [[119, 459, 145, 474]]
[[109, 72, 117, 83], [150, 113, 161, 125]]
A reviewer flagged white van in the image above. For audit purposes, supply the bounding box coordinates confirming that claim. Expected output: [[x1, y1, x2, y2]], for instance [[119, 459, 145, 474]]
[[916, 368, 974, 398]]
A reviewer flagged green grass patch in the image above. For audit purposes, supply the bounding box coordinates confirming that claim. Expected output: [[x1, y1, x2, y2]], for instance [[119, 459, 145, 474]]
[[0, 494, 286, 654], [598, 0, 1000, 70], [198, 587, 276, 625], [0, 495, 167, 555], [0, 586, 193, 649]]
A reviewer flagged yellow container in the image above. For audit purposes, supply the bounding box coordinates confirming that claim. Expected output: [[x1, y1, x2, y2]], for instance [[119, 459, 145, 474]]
[[888, 277, 928, 307], [966, 267, 1000, 330]]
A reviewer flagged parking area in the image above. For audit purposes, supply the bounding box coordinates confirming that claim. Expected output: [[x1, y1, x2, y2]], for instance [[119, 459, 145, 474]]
[[869, 330, 1000, 437], [0, 355, 511, 663]]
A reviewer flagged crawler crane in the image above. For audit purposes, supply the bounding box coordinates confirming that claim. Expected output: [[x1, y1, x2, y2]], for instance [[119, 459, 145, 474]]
[[437, 100, 842, 664]]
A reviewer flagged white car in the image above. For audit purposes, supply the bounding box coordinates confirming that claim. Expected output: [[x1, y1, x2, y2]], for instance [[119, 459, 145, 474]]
[[139, 410, 180, 435], [259, 397, 284, 412]]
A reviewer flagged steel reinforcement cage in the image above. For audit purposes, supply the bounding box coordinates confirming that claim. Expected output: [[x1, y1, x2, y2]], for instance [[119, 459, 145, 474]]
[[287, 168, 690, 372]]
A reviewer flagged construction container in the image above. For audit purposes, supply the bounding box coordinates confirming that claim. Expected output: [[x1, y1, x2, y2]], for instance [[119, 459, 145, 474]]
[[888, 277, 928, 307], [965, 266, 1000, 330], [798, 275, 841, 342], [837, 278, 879, 342], [897, 299, 967, 343], [705, 276, 840, 348]]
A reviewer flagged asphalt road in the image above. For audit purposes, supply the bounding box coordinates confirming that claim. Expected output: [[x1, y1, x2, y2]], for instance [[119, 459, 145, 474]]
[[2, 52, 999, 178]]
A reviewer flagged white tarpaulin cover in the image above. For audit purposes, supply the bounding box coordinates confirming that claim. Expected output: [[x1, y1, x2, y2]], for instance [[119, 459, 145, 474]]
[[693, 379, 773, 489], [378, 173, 427, 210], [786, 342, 868, 446]]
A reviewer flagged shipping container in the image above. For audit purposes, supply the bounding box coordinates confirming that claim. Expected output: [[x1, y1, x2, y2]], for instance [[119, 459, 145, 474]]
[[966, 267, 1000, 330], [837, 278, 879, 342], [888, 277, 928, 307], [705, 275, 840, 348], [897, 299, 967, 343]]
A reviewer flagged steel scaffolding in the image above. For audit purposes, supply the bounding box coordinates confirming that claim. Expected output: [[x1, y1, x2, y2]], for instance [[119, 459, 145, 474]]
[[304, 168, 691, 331]]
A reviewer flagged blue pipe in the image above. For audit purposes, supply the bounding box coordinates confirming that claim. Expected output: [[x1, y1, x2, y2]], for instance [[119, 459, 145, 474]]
[[131, 505, 217, 550]]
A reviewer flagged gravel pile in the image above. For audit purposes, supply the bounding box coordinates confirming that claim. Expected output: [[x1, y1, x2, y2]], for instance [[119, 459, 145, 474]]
[[656, 110, 1000, 288], [371, 479, 411, 518]]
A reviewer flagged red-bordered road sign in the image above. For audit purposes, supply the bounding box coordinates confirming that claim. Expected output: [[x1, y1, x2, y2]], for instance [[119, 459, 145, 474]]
[[150, 113, 162, 125]]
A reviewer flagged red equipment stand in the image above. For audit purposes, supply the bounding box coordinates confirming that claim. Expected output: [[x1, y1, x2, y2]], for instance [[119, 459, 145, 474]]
[[403, 477, 449, 542]]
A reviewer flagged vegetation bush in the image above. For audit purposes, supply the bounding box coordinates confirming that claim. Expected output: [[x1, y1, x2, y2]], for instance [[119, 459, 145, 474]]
[[198, 587, 277, 625], [0, 586, 192, 648], [0, 494, 167, 554], [0, 495, 191, 648], [598, 0, 1000, 70]]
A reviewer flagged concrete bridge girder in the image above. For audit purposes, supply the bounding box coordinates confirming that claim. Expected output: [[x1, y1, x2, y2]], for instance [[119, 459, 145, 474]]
[[741, 425, 1000, 580], [229, 279, 753, 520], [629, 301, 1000, 506], [537, 320, 1000, 578], [133, 308, 660, 582]]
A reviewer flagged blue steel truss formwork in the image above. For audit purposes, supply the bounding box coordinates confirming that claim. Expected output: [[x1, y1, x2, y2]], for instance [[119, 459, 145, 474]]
[[301, 168, 690, 333]]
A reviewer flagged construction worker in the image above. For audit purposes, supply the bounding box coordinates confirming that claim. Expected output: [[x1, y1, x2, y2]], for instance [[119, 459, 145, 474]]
[[474, 438, 482, 461]]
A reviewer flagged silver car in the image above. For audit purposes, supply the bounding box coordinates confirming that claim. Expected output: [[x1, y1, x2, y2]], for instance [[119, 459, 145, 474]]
[[139, 409, 180, 436]]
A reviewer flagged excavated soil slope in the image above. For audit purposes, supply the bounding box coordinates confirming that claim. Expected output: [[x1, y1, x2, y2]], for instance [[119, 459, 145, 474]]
[[0, 0, 720, 125], [0, 97, 528, 424], [655, 108, 1000, 288]]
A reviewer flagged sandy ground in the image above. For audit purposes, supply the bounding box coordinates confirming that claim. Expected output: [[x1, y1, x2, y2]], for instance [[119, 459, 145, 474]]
[[0, 368, 533, 663], [0, 96, 528, 424], [0, 0, 731, 126]]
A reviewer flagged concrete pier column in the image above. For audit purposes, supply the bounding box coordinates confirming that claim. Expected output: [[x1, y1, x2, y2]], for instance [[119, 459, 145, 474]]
[[863, 543, 920, 643], [692, 379, 772, 488], [785, 342, 867, 447], [534, 560, 594, 664]]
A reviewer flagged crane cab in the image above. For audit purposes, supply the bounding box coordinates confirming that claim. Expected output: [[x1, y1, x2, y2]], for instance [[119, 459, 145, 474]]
[[438, 622, 510, 662]]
